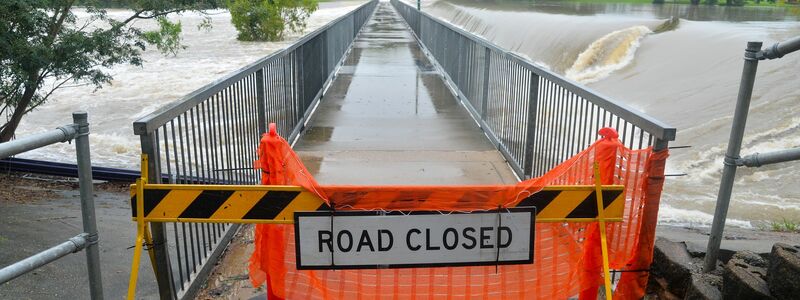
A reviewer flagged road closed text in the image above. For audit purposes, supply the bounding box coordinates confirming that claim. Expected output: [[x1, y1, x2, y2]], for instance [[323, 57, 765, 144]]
[[294, 208, 535, 269]]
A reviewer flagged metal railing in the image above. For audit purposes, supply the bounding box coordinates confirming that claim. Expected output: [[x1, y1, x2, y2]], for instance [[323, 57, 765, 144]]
[[0, 112, 103, 300], [392, 0, 676, 178], [704, 36, 800, 272], [131, 1, 378, 298]]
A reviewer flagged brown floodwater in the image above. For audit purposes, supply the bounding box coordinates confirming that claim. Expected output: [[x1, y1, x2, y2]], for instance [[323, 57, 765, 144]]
[[425, 0, 800, 227]]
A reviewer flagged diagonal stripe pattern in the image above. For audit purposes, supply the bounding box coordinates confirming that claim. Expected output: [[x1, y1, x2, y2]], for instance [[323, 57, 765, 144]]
[[130, 184, 625, 223]]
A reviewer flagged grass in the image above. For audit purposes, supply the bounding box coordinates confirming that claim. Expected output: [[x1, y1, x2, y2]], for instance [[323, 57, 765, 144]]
[[563, 0, 798, 7], [768, 218, 800, 232]]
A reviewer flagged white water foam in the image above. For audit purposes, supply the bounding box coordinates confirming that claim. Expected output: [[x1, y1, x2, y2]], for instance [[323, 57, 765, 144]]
[[565, 26, 651, 84], [12, 3, 365, 170], [659, 204, 753, 228]]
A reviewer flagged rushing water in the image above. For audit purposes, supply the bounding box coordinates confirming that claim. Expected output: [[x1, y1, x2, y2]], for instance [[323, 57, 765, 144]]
[[11, 0, 800, 227], [425, 0, 800, 227], [12, 1, 364, 169]]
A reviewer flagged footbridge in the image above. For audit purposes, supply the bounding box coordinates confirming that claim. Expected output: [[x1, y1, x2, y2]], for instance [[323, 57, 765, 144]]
[[129, 1, 675, 299]]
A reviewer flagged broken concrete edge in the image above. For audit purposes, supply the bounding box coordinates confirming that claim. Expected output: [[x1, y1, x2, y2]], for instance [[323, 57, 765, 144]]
[[767, 243, 800, 300], [649, 238, 800, 300]]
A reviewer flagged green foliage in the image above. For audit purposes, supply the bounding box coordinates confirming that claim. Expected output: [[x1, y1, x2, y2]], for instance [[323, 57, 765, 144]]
[[229, 0, 318, 41], [142, 17, 186, 55], [770, 218, 799, 232], [0, 0, 219, 141]]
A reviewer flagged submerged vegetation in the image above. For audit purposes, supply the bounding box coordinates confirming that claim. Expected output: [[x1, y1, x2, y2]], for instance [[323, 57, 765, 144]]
[[0, 0, 318, 142], [0, 0, 221, 142], [229, 0, 319, 41]]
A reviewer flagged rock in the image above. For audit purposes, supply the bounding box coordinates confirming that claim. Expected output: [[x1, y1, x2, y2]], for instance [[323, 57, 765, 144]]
[[767, 243, 800, 300], [723, 258, 772, 299], [684, 273, 721, 300], [652, 237, 695, 297], [651, 276, 683, 300], [732, 250, 768, 268], [682, 240, 737, 263]]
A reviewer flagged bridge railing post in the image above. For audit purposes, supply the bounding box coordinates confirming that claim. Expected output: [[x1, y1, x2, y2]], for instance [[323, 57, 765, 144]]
[[73, 112, 104, 300], [703, 41, 762, 273], [139, 133, 177, 300], [523, 73, 540, 179], [480, 47, 491, 120], [256, 69, 267, 135]]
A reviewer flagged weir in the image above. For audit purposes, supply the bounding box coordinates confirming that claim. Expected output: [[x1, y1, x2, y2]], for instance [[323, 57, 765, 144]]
[[129, 1, 676, 299]]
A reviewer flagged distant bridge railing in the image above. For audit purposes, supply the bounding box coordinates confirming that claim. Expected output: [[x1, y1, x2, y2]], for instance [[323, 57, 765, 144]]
[[131, 1, 378, 298], [392, 0, 676, 178]]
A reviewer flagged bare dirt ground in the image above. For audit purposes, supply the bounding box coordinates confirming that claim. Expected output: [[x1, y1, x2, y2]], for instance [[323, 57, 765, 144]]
[[195, 225, 265, 300]]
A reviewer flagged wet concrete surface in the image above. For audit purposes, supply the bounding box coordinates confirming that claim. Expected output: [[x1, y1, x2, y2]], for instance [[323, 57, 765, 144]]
[[295, 2, 517, 185], [0, 176, 157, 299], [199, 2, 517, 299]]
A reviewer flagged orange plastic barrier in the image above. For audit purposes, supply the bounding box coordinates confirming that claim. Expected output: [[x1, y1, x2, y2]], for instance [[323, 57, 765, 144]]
[[249, 123, 668, 299]]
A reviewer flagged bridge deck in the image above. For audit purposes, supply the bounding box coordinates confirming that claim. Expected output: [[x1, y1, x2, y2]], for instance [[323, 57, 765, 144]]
[[200, 3, 517, 297], [296, 2, 517, 185]]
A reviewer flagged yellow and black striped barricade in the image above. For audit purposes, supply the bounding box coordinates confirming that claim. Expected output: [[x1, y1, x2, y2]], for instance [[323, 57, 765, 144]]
[[129, 184, 626, 224], [127, 158, 623, 299]]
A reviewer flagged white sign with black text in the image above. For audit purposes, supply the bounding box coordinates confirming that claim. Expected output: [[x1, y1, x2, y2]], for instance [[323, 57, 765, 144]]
[[294, 208, 535, 269]]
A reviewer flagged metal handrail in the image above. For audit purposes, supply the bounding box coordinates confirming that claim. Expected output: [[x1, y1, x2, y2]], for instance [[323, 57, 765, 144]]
[[704, 36, 800, 272], [134, 0, 379, 135], [392, 0, 674, 179], [392, 0, 675, 142], [130, 1, 379, 298], [0, 112, 102, 300]]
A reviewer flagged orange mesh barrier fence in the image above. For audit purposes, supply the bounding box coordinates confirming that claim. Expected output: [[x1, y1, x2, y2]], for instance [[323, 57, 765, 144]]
[[249, 124, 668, 299]]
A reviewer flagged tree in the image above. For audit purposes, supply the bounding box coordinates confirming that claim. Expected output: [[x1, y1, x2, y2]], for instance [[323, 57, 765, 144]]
[[0, 0, 219, 142], [229, 0, 318, 41]]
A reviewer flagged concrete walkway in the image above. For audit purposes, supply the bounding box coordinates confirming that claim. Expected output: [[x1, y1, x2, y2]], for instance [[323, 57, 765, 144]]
[[198, 3, 517, 298], [295, 2, 517, 185]]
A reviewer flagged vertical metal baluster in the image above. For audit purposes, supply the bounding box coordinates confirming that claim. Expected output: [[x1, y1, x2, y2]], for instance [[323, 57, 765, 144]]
[[183, 113, 204, 270], [188, 109, 208, 257], [523, 70, 540, 178], [162, 125, 184, 286]]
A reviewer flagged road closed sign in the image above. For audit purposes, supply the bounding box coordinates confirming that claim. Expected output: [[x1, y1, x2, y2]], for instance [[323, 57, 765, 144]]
[[293, 208, 535, 269]]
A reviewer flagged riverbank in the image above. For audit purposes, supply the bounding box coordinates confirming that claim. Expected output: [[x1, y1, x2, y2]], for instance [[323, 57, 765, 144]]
[[1, 173, 798, 298]]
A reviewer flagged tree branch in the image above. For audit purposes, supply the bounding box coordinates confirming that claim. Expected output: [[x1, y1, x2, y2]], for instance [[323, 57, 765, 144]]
[[121, 10, 146, 25], [45, 1, 76, 45], [122, 8, 186, 26], [29, 75, 80, 114], [137, 9, 186, 19]]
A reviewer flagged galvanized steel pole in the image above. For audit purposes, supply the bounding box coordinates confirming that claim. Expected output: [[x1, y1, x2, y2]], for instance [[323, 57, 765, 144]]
[[703, 42, 762, 273], [73, 111, 104, 299], [0, 234, 89, 284], [757, 35, 800, 60], [0, 125, 77, 159], [738, 147, 800, 167]]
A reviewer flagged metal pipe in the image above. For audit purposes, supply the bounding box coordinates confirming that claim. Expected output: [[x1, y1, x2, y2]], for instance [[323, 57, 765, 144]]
[[757, 35, 800, 60], [0, 233, 89, 284], [72, 112, 104, 300], [704, 42, 762, 273], [0, 125, 78, 159], [738, 147, 800, 168]]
